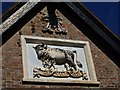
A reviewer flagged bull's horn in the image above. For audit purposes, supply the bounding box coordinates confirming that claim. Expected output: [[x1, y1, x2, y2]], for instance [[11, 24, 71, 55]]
[[44, 45, 47, 49], [41, 42, 44, 47], [32, 46, 35, 49]]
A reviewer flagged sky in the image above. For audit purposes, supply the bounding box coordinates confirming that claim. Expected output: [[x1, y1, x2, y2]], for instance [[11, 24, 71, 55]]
[[1, 2, 120, 38], [82, 2, 120, 38]]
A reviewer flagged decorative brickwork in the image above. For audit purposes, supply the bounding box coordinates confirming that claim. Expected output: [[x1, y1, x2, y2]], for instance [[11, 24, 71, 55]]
[[2, 7, 120, 89]]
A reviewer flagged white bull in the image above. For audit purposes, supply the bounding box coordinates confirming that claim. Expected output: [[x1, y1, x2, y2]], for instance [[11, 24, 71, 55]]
[[33, 43, 82, 71]]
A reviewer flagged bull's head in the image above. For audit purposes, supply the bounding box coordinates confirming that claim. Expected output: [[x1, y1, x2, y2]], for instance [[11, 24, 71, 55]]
[[33, 43, 48, 59], [33, 43, 47, 51], [33, 43, 44, 51]]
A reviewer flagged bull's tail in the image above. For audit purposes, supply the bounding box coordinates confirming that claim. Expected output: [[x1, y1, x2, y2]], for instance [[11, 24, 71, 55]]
[[73, 50, 82, 68]]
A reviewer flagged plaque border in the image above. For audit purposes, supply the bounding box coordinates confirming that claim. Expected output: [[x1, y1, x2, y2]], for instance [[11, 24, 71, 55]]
[[21, 35, 100, 85]]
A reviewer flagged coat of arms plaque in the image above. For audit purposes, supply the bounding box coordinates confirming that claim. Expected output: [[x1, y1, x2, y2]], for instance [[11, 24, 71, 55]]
[[21, 35, 99, 85]]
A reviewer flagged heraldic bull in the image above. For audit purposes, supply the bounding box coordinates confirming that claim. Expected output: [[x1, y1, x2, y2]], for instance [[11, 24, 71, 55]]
[[33, 43, 82, 71]]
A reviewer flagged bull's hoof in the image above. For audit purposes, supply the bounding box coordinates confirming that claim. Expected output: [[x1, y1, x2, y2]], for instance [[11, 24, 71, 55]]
[[62, 30, 67, 35], [48, 29, 54, 34], [55, 29, 62, 34], [42, 28, 48, 33]]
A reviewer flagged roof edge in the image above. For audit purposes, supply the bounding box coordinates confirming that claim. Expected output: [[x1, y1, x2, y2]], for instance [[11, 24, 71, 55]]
[[1, 2, 26, 22], [0, 1, 41, 34]]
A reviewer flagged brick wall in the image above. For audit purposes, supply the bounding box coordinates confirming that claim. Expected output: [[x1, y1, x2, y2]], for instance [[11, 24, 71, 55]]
[[2, 7, 120, 89]]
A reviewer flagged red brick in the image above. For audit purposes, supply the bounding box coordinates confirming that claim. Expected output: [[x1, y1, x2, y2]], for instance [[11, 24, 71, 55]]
[[2, 8, 119, 89]]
